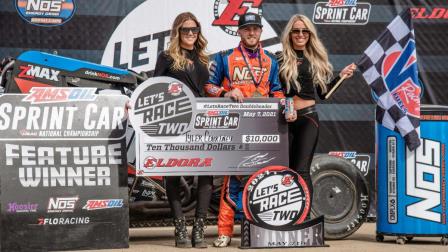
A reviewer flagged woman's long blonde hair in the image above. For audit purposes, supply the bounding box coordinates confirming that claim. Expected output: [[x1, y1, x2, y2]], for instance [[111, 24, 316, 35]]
[[279, 14, 333, 93], [167, 12, 208, 71]]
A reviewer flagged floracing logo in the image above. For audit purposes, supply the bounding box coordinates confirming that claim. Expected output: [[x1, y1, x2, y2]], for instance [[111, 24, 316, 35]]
[[243, 166, 310, 228], [37, 216, 90, 225], [329, 151, 371, 176], [130, 78, 194, 137], [23, 87, 97, 104], [15, 0, 76, 27], [381, 39, 421, 117], [212, 0, 263, 36], [83, 199, 124, 210], [47, 196, 79, 213], [7, 202, 38, 213], [18, 64, 60, 81], [313, 0, 371, 25]]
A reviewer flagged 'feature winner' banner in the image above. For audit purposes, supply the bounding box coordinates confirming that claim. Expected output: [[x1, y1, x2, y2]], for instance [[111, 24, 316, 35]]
[[129, 77, 288, 176], [0, 88, 129, 251]]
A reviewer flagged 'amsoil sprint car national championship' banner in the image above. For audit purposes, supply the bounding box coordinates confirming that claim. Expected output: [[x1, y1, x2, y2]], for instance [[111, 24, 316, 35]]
[[0, 88, 129, 251], [130, 77, 289, 176]]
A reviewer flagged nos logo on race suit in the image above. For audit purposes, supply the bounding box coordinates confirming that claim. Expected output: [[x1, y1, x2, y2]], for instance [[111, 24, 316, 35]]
[[101, 0, 280, 73], [243, 166, 311, 228], [378, 39, 422, 117]]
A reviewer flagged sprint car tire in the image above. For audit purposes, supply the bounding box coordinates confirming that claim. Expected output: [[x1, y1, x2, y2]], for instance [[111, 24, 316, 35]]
[[310, 154, 370, 240]]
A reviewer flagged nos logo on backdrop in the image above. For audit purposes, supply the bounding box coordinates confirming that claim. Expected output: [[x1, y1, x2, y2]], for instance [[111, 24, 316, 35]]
[[15, 0, 76, 26], [101, 0, 280, 73], [243, 166, 311, 228]]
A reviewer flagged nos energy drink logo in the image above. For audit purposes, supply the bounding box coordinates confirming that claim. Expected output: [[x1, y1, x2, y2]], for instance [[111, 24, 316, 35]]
[[380, 39, 421, 117], [243, 166, 310, 228], [16, 0, 76, 27], [406, 139, 446, 223]]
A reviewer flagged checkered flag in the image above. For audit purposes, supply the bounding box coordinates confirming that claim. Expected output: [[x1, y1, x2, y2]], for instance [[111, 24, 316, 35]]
[[357, 9, 421, 151]]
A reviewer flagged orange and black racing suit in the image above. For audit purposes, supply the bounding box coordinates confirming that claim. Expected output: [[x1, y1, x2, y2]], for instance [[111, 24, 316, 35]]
[[205, 44, 284, 237]]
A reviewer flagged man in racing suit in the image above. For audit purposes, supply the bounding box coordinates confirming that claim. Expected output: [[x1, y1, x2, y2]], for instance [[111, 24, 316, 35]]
[[205, 13, 286, 247]]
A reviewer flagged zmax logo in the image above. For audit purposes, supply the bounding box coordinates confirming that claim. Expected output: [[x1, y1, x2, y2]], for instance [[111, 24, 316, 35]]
[[18, 64, 60, 81], [406, 139, 446, 223]]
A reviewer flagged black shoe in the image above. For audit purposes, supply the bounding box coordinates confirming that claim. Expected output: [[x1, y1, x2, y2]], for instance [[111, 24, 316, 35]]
[[191, 217, 207, 248], [174, 217, 191, 248]]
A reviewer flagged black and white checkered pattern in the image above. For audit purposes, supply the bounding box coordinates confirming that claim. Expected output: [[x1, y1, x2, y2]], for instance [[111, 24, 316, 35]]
[[357, 9, 421, 151]]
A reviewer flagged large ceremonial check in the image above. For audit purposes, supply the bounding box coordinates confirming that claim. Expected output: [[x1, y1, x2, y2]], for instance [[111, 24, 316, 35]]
[[129, 77, 289, 176], [0, 88, 129, 251]]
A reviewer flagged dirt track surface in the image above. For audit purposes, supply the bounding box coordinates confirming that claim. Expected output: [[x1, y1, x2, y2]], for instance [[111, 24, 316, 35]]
[[71, 223, 447, 252]]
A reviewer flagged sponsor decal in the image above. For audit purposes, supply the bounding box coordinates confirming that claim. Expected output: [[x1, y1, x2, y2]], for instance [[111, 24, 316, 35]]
[[212, 0, 263, 36], [206, 110, 229, 117], [141, 189, 155, 198], [47, 196, 79, 213], [23, 87, 97, 104], [7, 202, 38, 213], [381, 40, 421, 117], [130, 79, 194, 137], [37, 216, 90, 225], [328, 151, 371, 176], [83, 199, 124, 210], [18, 64, 60, 81], [411, 7, 448, 19], [232, 66, 267, 84], [313, 0, 371, 25], [243, 166, 310, 228], [84, 70, 121, 81], [15, 0, 76, 27], [386, 137, 397, 223], [101, 0, 280, 73], [194, 113, 240, 129], [406, 138, 446, 223]]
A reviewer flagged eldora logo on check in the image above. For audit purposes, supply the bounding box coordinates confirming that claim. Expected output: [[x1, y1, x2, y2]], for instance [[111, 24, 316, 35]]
[[130, 77, 195, 137], [243, 166, 310, 228]]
